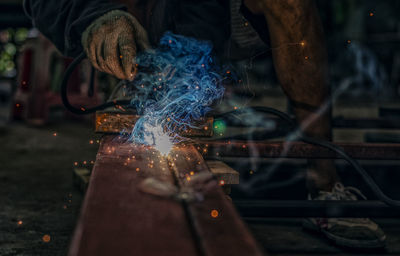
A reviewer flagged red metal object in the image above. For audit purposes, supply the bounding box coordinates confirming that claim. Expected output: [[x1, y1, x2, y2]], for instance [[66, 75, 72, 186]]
[[171, 145, 264, 256], [69, 136, 264, 256], [13, 34, 101, 124], [197, 141, 400, 160]]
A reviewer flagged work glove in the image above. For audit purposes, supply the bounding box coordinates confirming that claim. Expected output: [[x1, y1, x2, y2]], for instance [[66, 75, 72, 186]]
[[82, 10, 151, 80]]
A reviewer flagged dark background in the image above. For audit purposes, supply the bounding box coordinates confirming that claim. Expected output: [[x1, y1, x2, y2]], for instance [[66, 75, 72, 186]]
[[0, 0, 399, 255]]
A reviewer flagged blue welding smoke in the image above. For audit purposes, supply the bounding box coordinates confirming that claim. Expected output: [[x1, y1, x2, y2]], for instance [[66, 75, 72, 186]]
[[126, 32, 225, 153]]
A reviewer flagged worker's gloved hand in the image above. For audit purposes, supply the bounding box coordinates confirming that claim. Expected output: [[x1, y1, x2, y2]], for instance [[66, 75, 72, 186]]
[[82, 10, 151, 80]]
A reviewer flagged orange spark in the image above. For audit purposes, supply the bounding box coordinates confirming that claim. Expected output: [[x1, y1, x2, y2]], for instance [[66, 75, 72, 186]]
[[42, 235, 51, 243], [211, 210, 219, 218]]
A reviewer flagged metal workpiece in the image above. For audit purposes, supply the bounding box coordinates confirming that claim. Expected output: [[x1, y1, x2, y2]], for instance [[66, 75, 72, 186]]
[[197, 141, 400, 160]]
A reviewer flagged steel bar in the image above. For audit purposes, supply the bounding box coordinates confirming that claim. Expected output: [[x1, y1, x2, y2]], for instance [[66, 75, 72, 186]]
[[234, 200, 400, 218], [95, 111, 214, 136], [219, 116, 400, 129], [169, 145, 264, 256], [68, 136, 199, 256], [69, 136, 265, 256], [333, 117, 400, 129], [197, 141, 400, 160]]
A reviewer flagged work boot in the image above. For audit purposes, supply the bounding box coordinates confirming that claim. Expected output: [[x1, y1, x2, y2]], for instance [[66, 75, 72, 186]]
[[303, 182, 386, 248]]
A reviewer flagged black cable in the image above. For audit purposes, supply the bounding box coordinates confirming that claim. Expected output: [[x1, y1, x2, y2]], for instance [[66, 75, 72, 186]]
[[218, 106, 400, 208], [214, 106, 295, 126], [301, 136, 400, 208], [61, 52, 131, 115]]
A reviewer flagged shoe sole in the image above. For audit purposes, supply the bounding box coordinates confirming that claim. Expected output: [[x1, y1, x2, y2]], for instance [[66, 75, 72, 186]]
[[302, 219, 386, 249]]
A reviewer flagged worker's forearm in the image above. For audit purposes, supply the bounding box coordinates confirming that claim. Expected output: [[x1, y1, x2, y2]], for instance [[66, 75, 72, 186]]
[[257, 0, 331, 139], [24, 0, 126, 57]]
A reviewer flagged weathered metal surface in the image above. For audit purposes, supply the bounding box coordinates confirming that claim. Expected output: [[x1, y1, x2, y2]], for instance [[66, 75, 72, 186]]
[[197, 141, 400, 160], [95, 111, 140, 133], [170, 145, 264, 256], [206, 160, 239, 185], [333, 117, 400, 129], [69, 136, 264, 256], [95, 111, 214, 137], [68, 136, 198, 256], [221, 116, 400, 129]]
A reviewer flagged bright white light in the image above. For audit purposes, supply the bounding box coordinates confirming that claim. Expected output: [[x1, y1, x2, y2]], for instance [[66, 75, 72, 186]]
[[143, 123, 174, 156]]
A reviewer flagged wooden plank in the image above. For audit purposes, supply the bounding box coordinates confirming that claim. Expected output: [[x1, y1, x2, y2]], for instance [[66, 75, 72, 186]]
[[95, 111, 214, 137], [206, 160, 239, 185], [68, 135, 198, 256], [169, 145, 265, 256], [73, 168, 90, 193]]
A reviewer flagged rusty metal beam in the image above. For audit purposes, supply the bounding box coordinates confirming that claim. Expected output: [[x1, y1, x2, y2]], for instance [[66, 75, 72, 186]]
[[95, 111, 214, 136], [69, 136, 264, 256], [196, 141, 400, 160], [169, 145, 264, 256], [69, 136, 198, 256]]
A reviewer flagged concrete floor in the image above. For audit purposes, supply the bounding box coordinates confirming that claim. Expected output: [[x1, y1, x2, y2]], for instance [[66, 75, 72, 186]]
[[0, 121, 99, 256], [1, 121, 400, 255], [248, 218, 400, 255]]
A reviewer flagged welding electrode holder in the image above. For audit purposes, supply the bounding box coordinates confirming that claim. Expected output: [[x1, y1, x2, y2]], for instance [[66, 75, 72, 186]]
[[60, 53, 400, 209], [61, 52, 131, 115]]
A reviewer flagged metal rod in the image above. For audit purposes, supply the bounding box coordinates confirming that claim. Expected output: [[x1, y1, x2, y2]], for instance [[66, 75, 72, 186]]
[[333, 117, 400, 129], [218, 116, 400, 129], [197, 141, 400, 160], [234, 200, 400, 218]]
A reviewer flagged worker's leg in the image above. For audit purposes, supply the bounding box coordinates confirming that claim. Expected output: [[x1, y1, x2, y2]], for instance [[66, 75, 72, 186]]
[[242, 2, 387, 248], [244, 0, 339, 195]]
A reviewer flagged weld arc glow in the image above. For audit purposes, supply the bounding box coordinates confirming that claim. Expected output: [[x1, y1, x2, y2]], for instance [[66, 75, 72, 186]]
[[127, 32, 225, 155]]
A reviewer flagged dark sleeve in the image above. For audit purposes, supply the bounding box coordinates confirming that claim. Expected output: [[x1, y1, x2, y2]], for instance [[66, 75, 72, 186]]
[[23, 0, 126, 57], [240, 2, 270, 46], [173, 0, 230, 55]]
